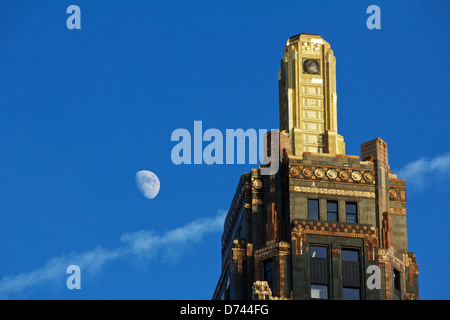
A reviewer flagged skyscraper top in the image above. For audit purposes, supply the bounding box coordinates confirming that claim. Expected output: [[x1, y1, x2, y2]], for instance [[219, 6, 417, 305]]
[[279, 34, 345, 157]]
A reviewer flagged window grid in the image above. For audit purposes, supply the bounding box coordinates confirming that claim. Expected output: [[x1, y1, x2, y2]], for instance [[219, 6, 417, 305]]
[[341, 248, 361, 300], [346, 202, 358, 223], [310, 245, 329, 299], [327, 200, 338, 222], [308, 199, 319, 220]]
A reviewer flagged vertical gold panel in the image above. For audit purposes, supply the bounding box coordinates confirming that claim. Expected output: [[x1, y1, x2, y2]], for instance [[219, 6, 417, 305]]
[[279, 34, 345, 157]]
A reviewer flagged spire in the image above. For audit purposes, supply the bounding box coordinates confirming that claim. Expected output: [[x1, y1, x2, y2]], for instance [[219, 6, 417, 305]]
[[279, 34, 345, 157]]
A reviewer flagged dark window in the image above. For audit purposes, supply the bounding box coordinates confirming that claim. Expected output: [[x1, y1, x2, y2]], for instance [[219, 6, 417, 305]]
[[264, 260, 273, 290], [346, 202, 358, 223], [342, 249, 361, 300], [393, 269, 401, 291], [308, 199, 319, 220], [343, 288, 360, 300], [310, 246, 329, 299], [342, 249, 359, 262], [327, 201, 338, 221]]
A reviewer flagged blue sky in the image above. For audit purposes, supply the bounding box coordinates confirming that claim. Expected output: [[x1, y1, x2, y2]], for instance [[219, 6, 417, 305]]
[[0, 0, 449, 300]]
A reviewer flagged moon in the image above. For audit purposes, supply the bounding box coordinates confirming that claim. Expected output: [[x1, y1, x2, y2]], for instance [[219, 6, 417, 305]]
[[135, 170, 160, 199]]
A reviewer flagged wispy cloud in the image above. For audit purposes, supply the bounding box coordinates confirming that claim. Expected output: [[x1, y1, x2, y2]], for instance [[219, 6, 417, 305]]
[[0, 211, 226, 299], [396, 152, 450, 192]]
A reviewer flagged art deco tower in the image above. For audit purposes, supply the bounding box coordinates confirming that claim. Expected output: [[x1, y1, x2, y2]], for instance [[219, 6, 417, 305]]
[[213, 34, 419, 300], [279, 34, 345, 156]]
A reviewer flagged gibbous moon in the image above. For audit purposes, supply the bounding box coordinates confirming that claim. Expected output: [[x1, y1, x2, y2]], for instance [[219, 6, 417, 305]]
[[135, 170, 160, 199]]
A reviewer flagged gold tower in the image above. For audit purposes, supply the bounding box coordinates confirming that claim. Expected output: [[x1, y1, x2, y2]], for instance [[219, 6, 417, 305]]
[[279, 33, 345, 156]]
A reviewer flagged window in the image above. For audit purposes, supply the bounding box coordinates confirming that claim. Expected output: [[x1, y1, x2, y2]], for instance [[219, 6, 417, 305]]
[[327, 201, 338, 221], [343, 288, 360, 300], [342, 249, 360, 300], [393, 268, 401, 291], [346, 202, 358, 223], [264, 260, 273, 290], [310, 246, 327, 259], [310, 246, 329, 299], [393, 268, 401, 300], [392, 269, 402, 300], [342, 249, 359, 262], [308, 199, 319, 220], [311, 284, 328, 299]]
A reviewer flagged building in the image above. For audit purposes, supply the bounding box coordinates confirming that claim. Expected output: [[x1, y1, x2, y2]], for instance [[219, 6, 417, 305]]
[[212, 33, 419, 300]]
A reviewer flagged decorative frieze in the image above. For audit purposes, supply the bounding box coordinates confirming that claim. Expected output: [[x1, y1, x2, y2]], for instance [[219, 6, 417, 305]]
[[254, 242, 291, 261], [289, 163, 375, 185], [289, 185, 375, 198], [301, 41, 321, 53], [389, 187, 406, 202], [389, 208, 407, 214]]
